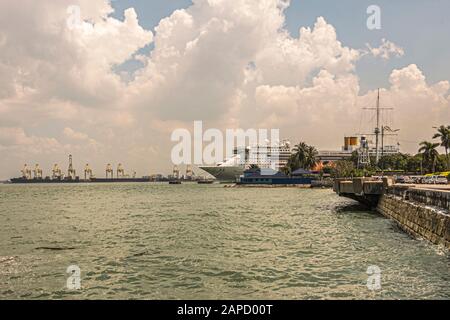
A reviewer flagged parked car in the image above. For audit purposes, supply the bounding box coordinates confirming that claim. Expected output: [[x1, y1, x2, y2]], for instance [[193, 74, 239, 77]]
[[422, 175, 449, 185], [421, 176, 434, 184], [434, 176, 449, 185], [395, 176, 412, 184], [411, 176, 423, 184]]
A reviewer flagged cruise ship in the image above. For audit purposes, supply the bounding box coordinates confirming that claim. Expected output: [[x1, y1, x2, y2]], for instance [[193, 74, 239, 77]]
[[199, 140, 292, 181]]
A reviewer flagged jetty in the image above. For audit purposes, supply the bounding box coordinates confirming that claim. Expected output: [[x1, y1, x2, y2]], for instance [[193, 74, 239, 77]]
[[334, 178, 450, 249]]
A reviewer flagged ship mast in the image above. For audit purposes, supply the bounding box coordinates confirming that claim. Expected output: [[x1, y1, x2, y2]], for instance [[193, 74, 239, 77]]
[[361, 89, 395, 166], [375, 89, 380, 164]]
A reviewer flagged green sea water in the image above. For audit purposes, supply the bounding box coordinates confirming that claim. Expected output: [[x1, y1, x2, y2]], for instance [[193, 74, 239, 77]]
[[0, 183, 449, 299]]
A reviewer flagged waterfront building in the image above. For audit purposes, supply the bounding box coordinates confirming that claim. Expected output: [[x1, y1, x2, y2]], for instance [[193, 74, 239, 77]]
[[238, 168, 315, 185]]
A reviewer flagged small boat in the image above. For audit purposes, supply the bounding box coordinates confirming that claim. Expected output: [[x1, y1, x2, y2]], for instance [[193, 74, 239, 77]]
[[169, 180, 182, 185]]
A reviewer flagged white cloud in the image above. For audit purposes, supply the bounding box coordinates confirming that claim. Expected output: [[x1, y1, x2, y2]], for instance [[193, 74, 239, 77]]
[[0, 0, 152, 108], [0, 127, 62, 153], [365, 38, 405, 60]]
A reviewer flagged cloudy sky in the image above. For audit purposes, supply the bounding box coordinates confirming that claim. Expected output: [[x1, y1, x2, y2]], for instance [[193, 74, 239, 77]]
[[0, 0, 449, 179]]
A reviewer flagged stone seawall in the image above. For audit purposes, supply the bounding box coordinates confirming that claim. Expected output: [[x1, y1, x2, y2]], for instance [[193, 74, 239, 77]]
[[377, 192, 450, 249], [334, 178, 450, 249]]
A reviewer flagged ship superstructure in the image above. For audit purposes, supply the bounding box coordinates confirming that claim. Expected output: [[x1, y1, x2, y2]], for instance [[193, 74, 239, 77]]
[[200, 140, 292, 181]]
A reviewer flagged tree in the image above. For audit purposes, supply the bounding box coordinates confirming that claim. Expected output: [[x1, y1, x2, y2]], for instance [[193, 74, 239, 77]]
[[288, 142, 319, 171], [280, 165, 291, 176], [304, 145, 319, 170], [418, 141, 440, 173], [378, 153, 409, 171], [350, 151, 359, 167], [433, 125, 450, 170], [331, 160, 355, 178], [283, 142, 319, 174], [406, 154, 423, 173], [291, 142, 308, 169], [436, 155, 448, 173]]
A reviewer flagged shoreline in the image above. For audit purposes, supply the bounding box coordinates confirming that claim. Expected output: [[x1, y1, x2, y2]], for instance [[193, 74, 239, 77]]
[[334, 178, 450, 250]]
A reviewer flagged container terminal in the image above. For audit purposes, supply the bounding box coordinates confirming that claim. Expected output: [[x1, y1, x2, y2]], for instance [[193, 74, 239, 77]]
[[9, 155, 150, 184], [7, 155, 212, 184]]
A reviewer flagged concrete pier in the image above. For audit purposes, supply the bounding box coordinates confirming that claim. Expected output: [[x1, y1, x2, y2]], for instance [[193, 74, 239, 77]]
[[333, 178, 386, 207], [334, 178, 450, 249]]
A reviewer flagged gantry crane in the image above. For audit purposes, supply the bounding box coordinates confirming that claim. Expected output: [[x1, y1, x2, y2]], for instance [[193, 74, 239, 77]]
[[67, 155, 76, 179], [84, 164, 93, 180], [106, 164, 114, 179], [21, 164, 32, 180], [186, 165, 193, 180], [33, 164, 43, 179], [173, 165, 180, 180], [117, 163, 125, 179], [52, 164, 62, 180]]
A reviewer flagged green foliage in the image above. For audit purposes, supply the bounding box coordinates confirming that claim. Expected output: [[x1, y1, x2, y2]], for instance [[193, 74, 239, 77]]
[[322, 167, 333, 175], [378, 153, 409, 171], [418, 141, 440, 173], [349, 151, 359, 167], [283, 142, 319, 173], [432, 125, 450, 170], [331, 161, 354, 178], [283, 125, 450, 177], [405, 154, 423, 172], [435, 154, 448, 173], [330, 160, 377, 178]]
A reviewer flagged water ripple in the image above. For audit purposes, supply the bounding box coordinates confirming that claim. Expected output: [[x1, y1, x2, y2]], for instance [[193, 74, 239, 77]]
[[0, 184, 449, 299]]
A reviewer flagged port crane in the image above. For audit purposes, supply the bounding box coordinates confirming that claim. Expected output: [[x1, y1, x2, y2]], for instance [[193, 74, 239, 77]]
[[67, 155, 76, 179], [21, 164, 32, 180], [52, 164, 62, 179], [173, 165, 180, 179], [186, 165, 193, 180], [117, 163, 125, 178], [106, 164, 114, 179], [84, 164, 93, 180], [33, 164, 43, 179]]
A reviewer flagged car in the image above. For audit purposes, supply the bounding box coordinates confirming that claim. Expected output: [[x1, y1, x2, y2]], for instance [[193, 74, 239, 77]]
[[434, 176, 449, 185], [421, 176, 434, 184], [422, 175, 449, 185], [411, 176, 423, 184], [395, 176, 412, 184]]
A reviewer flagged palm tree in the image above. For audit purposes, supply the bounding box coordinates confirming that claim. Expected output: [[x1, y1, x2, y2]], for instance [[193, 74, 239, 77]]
[[304, 145, 319, 170], [287, 142, 319, 172], [292, 142, 308, 169], [433, 125, 450, 170], [418, 141, 440, 173]]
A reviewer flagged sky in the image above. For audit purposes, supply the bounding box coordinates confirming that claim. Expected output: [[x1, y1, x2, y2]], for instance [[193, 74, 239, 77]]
[[0, 0, 449, 179]]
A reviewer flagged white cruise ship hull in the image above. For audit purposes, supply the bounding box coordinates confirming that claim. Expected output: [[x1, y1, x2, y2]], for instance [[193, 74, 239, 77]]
[[199, 166, 244, 181]]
